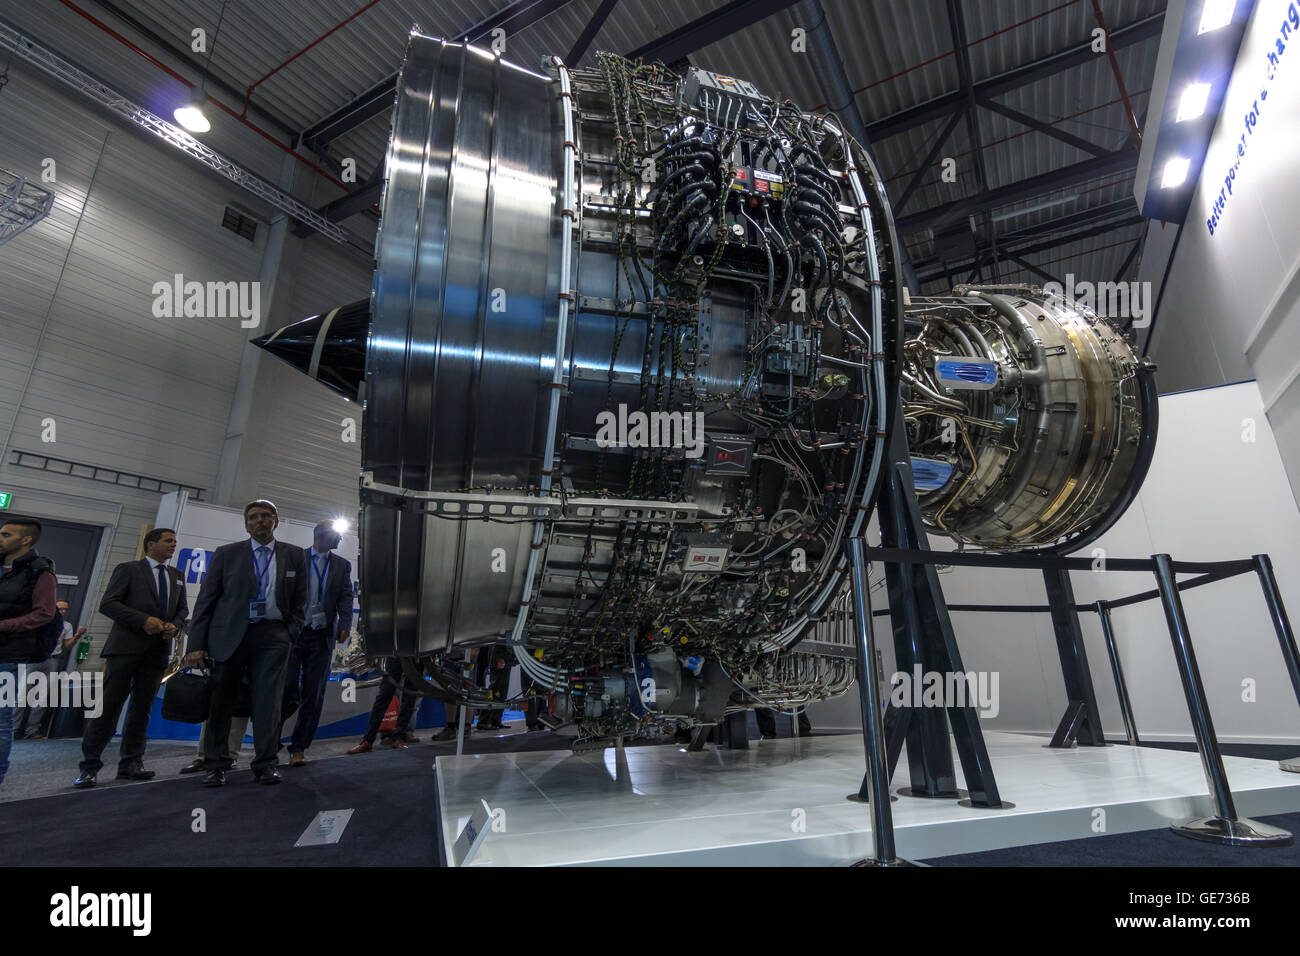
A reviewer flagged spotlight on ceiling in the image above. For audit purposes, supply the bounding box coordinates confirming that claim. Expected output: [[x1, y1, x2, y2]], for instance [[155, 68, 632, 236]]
[[332, 518, 350, 534], [173, 88, 211, 133], [1176, 82, 1212, 122], [1161, 156, 1191, 189], [1197, 0, 1236, 35]]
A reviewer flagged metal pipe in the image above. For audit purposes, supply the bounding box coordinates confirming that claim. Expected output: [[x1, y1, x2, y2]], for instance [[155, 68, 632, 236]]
[[1252, 554, 1300, 710], [1152, 554, 1237, 820], [1095, 600, 1138, 746], [795, 0, 920, 291], [1251, 554, 1300, 773], [847, 536, 897, 864], [243, 0, 384, 114], [1153, 554, 1293, 845], [1088, 0, 1142, 151]]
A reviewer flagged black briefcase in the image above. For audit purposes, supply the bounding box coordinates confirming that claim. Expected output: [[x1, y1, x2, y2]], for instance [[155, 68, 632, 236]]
[[161, 669, 212, 723]]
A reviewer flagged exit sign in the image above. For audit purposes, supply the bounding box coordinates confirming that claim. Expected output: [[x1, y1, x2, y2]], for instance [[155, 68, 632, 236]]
[[0, 492, 9, 509]]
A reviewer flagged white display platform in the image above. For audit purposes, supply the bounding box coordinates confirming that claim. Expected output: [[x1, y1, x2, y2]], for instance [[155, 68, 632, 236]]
[[435, 732, 1300, 866]]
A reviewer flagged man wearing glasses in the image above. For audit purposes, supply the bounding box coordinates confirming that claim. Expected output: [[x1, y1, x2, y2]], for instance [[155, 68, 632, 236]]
[[185, 500, 307, 786]]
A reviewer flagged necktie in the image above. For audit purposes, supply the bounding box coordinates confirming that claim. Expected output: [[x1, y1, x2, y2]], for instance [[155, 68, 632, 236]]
[[157, 565, 168, 616], [257, 546, 270, 599]]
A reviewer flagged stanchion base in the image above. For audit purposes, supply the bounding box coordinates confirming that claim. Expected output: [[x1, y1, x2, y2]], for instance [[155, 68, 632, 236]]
[[1279, 757, 1300, 774], [850, 857, 928, 867], [957, 798, 1017, 810], [1171, 816, 1293, 847], [845, 793, 899, 803], [896, 786, 963, 799]]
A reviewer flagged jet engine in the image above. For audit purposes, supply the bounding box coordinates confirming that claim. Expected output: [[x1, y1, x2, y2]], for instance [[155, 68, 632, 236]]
[[256, 34, 1155, 748]]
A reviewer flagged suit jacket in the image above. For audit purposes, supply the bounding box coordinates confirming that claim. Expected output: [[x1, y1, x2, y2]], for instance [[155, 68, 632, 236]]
[[99, 558, 189, 658], [187, 539, 308, 663], [302, 548, 353, 638]]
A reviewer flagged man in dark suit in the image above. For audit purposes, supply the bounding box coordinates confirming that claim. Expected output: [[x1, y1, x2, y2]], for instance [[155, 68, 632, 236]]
[[278, 518, 353, 766], [184, 499, 307, 787], [75, 527, 187, 788]]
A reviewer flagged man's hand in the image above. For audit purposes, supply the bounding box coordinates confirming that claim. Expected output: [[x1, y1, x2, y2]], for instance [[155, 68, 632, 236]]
[[336, 627, 350, 644], [184, 650, 207, 667], [162, 622, 178, 636], [143, 616, 165, 635], [74, 626, 87, 639]]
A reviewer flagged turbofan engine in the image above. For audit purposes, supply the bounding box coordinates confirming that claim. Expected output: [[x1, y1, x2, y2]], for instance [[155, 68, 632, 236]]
[[255, 35, 1155, 748]]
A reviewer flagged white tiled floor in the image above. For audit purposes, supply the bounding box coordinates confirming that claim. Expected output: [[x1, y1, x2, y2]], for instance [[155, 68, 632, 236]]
[[435, 732, 1300, 866]]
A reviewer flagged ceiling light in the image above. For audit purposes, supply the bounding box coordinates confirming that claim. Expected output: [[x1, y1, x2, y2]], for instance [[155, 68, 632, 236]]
[[1161, 157, 1191, 189], [332, 518, 350, 534], [1176, 83, 1212, 122], [173, 88, 210, 133], [1198, 0, 1236, 34]]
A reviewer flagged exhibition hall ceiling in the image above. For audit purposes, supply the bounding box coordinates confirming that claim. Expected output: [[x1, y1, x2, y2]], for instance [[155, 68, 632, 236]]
[[8, 0, 1164, 289]]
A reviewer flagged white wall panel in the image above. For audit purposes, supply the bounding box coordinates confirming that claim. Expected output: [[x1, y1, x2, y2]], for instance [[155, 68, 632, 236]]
[[1144, 0, 1300, 501], [0, 58, 372, 652]]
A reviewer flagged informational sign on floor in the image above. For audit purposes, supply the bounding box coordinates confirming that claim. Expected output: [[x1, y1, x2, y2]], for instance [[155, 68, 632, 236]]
[[294, 809, 355, 847], [451, 799, 495, 866]]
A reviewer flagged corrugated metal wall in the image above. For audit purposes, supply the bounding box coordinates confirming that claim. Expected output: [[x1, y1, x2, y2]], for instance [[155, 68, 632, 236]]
[[0, 63, 371, 654], [253, 233, 369, 524]]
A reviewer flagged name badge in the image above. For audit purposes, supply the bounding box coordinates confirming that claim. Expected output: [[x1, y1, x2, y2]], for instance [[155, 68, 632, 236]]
[[310, 604, 327, 629], [286, 570, 297, 578], [249, 600, 267, 622]]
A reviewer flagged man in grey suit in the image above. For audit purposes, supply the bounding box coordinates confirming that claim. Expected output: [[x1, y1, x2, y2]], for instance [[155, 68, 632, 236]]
[[278, 518, 353, 766], [185, 499, 307, 787], [75, 528, 188, 788]]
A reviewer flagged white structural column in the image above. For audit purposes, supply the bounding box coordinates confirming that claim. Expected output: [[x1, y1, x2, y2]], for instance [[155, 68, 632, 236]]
[[212, 151, 305, 508]]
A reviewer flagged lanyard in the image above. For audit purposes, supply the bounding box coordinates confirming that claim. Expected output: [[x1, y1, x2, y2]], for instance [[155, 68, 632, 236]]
[[252, 544, 273, 599], [311, 552, 328, 602]]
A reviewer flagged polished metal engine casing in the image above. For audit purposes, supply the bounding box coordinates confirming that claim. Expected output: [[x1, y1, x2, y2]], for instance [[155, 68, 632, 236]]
[[362, 36, 903, 665], [344, 34, 1155, 737], [902, 287, 1155, 551]]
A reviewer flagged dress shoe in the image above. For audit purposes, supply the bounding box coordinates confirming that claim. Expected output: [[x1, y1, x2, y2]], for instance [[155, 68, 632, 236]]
[[180, 757, 206, 774], [203, 769, 226, 787], [117, 765, 156, 781], [73, 771, 97, 789], [289, 752, 306, 767], [346, 740, 372, 754], [389, 738, 408, 750], [254, 768, 282, 785], [398, 732, 420, 743]]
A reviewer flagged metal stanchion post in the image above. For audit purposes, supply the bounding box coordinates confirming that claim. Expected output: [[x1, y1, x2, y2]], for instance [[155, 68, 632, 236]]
[[456, 648, 471, 757], [1251, 555, 1300, 774], [847, 537, 918, 867], [1095, 601, 1139, 746], [1152, 554, 1291, 846]]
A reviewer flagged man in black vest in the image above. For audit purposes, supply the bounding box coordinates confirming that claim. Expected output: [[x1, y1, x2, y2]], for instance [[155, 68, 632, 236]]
[[0, 517, 57, 788], [74, 528, 188, 788], [185, 499, 307, 787], [278, 519, 353, 766]]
